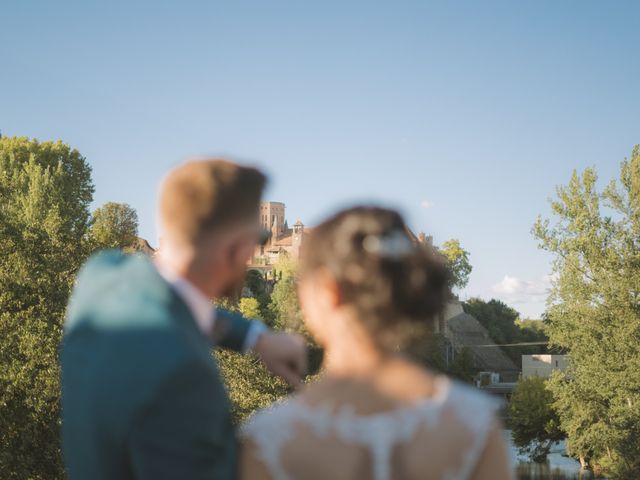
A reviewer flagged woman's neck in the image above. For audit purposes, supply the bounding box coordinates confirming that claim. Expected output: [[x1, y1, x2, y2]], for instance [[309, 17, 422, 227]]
[[322, 336, 393, 378]]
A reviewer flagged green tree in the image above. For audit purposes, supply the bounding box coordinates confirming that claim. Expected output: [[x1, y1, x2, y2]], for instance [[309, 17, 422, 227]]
[[244, 270, 273, 322], [215, 348, 290, 422], [268, 255, 305, 333], [214, 301, 288, 422], [0, 137, 94, 479], [245, 269, 267, 298], [269, 275, 303, 333], [272, 252, 297, 280], [463, 298, 548, 366], [510, 377, 563, 462], [533, 146, 640, 477], [439, 239, 472, 290], [266, 256, 324, 373], [463, 298, 521, 345], [547, 370, 606, 471], [517, 318, 547, 340], [238, 297, 262, 319], [90, 201, 139, 250]]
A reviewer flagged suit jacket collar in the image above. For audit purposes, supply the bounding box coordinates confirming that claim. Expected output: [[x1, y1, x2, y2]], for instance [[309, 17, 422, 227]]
[[155, 262, 217, 337]]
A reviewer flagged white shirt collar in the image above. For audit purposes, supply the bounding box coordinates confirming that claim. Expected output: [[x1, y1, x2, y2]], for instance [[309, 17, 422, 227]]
[[155, 262, 216, 336]]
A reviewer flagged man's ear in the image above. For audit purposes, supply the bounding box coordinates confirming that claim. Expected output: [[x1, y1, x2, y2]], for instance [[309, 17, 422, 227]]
[[229, 237, 254, 270]]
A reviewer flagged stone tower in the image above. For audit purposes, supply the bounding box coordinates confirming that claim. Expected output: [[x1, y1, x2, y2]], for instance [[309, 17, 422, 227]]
[[260, 202, 286, 238], [292, 220, 304, 257]]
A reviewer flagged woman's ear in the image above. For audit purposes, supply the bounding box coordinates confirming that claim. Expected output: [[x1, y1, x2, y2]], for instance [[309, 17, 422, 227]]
[[314, 268, 342, 309], [298, 268, 341, 313]]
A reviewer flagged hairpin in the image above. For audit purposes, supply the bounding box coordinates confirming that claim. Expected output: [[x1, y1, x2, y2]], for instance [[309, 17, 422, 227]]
[[362, 230, 413, 259]]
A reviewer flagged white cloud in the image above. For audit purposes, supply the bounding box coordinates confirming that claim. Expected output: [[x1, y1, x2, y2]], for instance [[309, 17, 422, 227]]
[[492, 274, 551, 306], [420, 200, 435, 209]]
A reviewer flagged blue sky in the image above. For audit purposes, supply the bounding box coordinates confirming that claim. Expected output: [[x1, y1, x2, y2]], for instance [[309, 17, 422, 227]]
[[2, 1, 639, 317]]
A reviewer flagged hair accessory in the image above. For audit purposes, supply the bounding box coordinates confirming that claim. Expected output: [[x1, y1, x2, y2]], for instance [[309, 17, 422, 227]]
[[362, 230, 414, 259]]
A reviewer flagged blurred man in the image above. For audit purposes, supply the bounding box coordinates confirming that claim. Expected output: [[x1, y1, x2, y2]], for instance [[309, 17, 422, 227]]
[[61, 159, 306, 479]]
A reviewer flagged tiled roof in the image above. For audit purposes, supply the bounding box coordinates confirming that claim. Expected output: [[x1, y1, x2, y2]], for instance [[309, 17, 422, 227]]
[[447, 313, 520, 381], [274, 235, 293, 246]]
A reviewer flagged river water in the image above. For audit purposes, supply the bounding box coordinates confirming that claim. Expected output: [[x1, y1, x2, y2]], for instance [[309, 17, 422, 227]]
[[504, 430, 599, 480]]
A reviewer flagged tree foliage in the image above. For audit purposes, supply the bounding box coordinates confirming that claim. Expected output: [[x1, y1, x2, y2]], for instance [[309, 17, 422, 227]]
[[463, 298, 521, 345], [439, 239, 472, 290], [269, 275, 304, 333], [90, 201, 139, 250], [463, 298, 548, 366], [271, 253, 297, 280], [510, 377, 563, 462], [245, 269, 268, 298], [215, 300, 289, 422], [238, 297, 262, 319], [533, 146, 640, 477], [0, 137, 94, 480], [244, 270, 274, 323], [216, 348, 290, 423]]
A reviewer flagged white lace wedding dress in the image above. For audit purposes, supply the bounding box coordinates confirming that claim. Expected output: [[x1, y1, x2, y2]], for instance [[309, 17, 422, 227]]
[[240, 376, 503, 480]]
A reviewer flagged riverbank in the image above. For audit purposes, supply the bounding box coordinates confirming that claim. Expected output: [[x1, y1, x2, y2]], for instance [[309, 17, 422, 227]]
[[504, 430, 599, 480]]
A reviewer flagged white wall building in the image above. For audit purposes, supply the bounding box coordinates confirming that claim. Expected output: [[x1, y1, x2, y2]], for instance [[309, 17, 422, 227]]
[[522, 354, 569, 379]]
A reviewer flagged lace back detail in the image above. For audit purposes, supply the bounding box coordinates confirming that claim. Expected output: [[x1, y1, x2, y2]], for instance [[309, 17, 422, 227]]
[[241, 377, 501, 480]]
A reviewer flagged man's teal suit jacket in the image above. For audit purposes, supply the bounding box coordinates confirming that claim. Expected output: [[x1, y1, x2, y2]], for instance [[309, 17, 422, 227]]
[[61, 251, 254, 480]]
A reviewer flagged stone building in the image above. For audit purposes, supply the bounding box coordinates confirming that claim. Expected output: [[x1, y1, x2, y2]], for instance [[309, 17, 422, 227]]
[[251, 201, 309, 269], [251, 201, 436, 273]]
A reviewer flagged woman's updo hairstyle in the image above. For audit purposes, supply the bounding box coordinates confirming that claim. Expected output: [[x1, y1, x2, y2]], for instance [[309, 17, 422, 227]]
[[300, 206, 451, 346]]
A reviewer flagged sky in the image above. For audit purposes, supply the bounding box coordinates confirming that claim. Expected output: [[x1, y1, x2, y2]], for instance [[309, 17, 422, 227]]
[[2, 1, 639, 317]]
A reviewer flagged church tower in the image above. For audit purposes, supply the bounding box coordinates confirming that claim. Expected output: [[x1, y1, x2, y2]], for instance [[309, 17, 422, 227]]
[[259, 201, 286, 242], [292, 220, 304, 258]]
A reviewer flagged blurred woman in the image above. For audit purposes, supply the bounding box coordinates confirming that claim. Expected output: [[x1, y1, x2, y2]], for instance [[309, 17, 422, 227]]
[[240, 206, 512, 480]]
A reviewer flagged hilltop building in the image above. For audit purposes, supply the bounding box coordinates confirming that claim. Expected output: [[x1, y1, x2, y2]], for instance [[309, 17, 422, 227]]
[[250, 200, 435, 275], [252, 201, 309, 268]]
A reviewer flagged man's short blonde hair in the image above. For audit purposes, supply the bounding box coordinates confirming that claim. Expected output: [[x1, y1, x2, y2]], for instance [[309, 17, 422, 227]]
[[159, 159, 267, 247]]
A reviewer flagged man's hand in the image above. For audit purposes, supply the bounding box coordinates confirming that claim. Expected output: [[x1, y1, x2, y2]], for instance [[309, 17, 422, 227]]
[[253, 332, 307, 388]]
